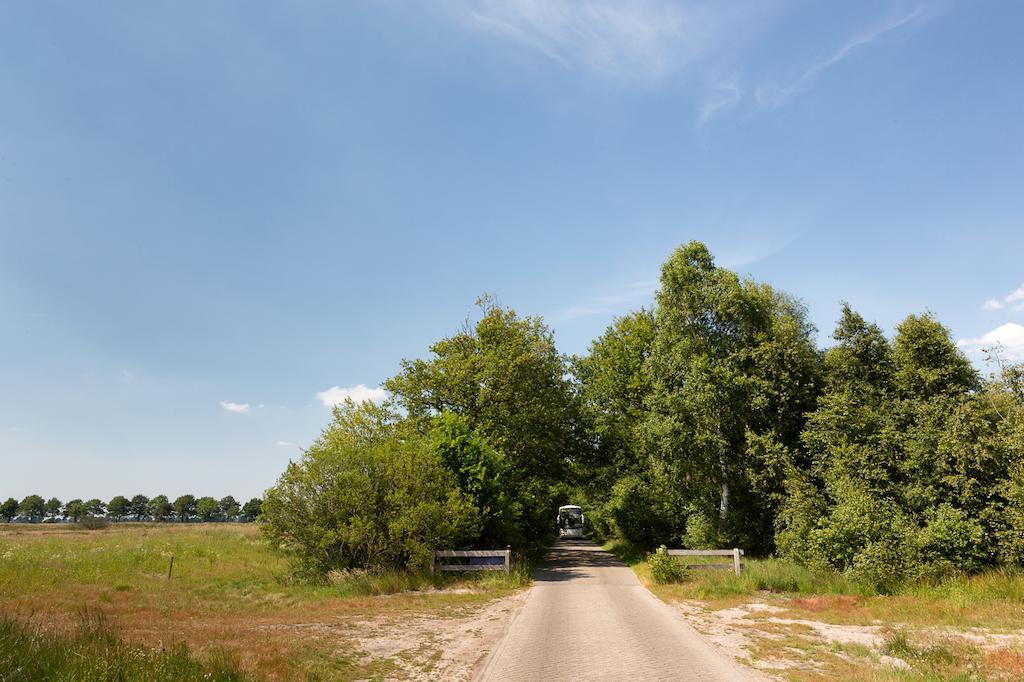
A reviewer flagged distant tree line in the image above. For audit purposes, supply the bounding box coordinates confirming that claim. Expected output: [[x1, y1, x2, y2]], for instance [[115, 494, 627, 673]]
[[0, 494, 263, 524]]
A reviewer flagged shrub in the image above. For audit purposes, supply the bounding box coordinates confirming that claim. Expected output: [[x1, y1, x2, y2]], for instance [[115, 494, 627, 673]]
[[648, 545, 688, 584], [78, 516, 110, 530], [606, 475, 675, 547], [261, 402, 480, 579]]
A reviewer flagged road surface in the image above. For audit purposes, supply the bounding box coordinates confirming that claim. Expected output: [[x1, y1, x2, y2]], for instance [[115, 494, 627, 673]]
[[477, 540, 762, 681]]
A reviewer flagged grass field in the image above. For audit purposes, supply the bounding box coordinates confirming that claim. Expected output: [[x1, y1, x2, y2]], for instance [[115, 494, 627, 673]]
[[605, 540, 1024, 681], [0, 523, 528, 680]]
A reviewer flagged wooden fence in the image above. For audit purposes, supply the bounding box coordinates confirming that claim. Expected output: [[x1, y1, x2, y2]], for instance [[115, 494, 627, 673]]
[[432, 548, 511, 575], [666, 548, 744, 576]]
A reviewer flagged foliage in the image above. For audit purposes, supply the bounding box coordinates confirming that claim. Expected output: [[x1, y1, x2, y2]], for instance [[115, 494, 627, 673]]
[[106, 495, 130, 521], [0, 498, 17, 522], [0, 611, 251, 682], [647, 546, 688, 584], [173, 495, 196, 522], [240, 497, 262, 522], [17, 495, 45, 521], [147, 495, 173, 521], [219, 495, 240, 521], [386, 296, 585, 543], [262, 401, 480, 577], [196, 496, 221, 522]]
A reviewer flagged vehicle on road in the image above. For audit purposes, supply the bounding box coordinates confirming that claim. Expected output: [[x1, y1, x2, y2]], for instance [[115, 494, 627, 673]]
[[556, 504, 585, 538]]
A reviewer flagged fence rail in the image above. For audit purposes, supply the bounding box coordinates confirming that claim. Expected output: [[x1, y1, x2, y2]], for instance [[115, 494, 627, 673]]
[[666, 548, 744, 575], [432, 547, 511, 575]]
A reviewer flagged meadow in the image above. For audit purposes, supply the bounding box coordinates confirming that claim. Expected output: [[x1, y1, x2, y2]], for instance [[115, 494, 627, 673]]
[[606, 540, 1024, 681], [0, 523, 527, 680]]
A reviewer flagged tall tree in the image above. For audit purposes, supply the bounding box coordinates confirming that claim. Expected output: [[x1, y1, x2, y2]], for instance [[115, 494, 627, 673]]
[[196, 496, 221, 522], [130, 495, 150, 521], [173, 495, 196, 522], [18, 495, 45, 522], [240, 497, 262, 522], [642, 241, 820, 550], [63, 499, 86, 522], [44, 497, 62, 522], [107, 496, 130, 521], [386, 296, 585, 539], [1, 498, 19, 522], [147, 495, 172, 522], [84, 499, 106, 517], [219, 495, 240, 521]]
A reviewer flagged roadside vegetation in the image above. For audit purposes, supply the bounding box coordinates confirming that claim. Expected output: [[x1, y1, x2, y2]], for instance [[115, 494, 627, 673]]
[[0, 523, 528, 679], [4, 240, 1023, 679]]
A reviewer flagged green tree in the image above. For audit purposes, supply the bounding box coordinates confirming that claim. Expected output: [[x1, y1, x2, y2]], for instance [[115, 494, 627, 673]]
[[262, 402, 479, 577], [195, 496, 221, 522], [1, 498, 18, 523], [147, 495, 172, 522], [84, 499, 106, 517], [219, 496, 240, 521], [240, 497, 262, 522], [642, 242, 820, 551], [107, 496, 130, 521], [130, 495, 150, 521], [386, 296, 584, 540], [63, 499, 86, 523], [173, 495, 196, 522], [44, 497, 62, 522], [18, 495, 45, 522]]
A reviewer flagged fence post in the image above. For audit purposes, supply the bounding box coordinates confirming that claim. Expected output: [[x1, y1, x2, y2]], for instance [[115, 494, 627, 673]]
[[732, 548, 741, 576], [430, 551, 436, 578], [505, 545, 511, 573]]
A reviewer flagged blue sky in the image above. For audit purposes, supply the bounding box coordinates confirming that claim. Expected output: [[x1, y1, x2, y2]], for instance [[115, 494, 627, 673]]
[[2, 0, 1022, 501]]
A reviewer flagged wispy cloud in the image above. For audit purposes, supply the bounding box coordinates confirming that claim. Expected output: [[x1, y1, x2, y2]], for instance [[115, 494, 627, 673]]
[[981, 284, 1024, 312], [555, 280, 656, 322], [315, 384, 388, 407], [697, 76, 742, 127], [755, 7, 927, 109], [220, 400, 250, 413], [441, 0, 756, 84], [958, 323, 1024, 362], [274, 440, 295, 447]]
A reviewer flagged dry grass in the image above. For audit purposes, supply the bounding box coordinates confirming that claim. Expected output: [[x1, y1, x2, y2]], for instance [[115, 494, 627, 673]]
[[0, 523, 524, 680]]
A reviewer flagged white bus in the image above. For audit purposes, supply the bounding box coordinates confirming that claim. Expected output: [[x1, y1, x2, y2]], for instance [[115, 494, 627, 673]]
[[556, 504, 585, 538]]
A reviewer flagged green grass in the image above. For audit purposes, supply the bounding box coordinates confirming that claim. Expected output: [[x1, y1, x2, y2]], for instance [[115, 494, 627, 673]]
[[0, 609, 251, 681], [0, 523, 530, 679]]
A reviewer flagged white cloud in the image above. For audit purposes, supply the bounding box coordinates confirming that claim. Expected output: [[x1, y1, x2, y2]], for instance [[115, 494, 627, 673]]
[[315, 384, 388, 407], [220, 400, 250, 413], [957, 323, 1024, 362], [440, 0, 763, 84], [274, 440, 295, 447], [697, 76, 742, 126], [981, 284, 1024, 312], [756, 7, 927, 109]]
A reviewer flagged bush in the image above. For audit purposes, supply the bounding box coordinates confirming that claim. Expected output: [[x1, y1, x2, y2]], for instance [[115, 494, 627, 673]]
[[261, 402, 480, 579], [78, 516, 109, 530], [648, 545, 688, 584], [606, 475, 676, 547]]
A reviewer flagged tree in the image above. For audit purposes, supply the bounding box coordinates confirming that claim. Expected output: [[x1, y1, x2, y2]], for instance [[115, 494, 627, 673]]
[[44, 497, 62, 522], [107, 496, 130, 521], [1, 498, 18, 523], [195, 496, 221, 522], [386, 296, 585, 540], [130, 495, 150, 521], [240, 497, 262, 522], [262, 401, 479, 577], [147, 495, 172, 522], [173, 495, 196, 522], [572, 309, 657, 528], [63, 499, 86, 523], [84, 499, 106, 517], [18, 495, 45, 522], [642, 241, 820, 551], [219, 495, 240, 521]]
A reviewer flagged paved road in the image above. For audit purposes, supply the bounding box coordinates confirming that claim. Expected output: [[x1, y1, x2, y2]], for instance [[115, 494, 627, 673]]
[[477, 540, 761, 681]]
